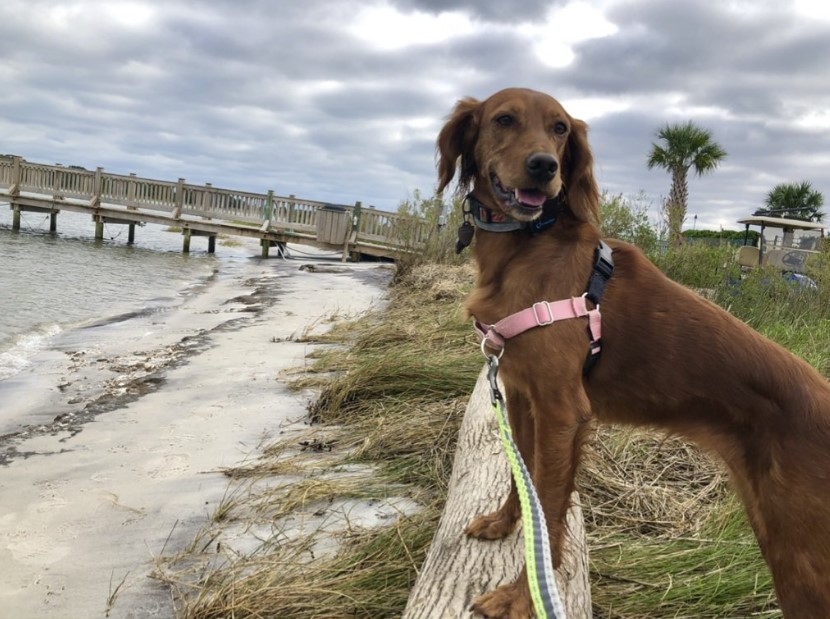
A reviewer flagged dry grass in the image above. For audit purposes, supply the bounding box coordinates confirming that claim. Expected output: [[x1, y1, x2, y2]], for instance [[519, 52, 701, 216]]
[[581, 428, 779, 618], [155, 248, 828, 619], [580, 428, 728, 539]]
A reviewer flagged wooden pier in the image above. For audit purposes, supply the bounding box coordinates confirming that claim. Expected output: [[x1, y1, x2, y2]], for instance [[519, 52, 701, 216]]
[[0, 156, 431, 260]]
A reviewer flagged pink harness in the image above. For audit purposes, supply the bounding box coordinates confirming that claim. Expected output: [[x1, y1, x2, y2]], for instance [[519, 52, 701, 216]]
[[471, 239, 614, 373], [475, 294, 602, 356]]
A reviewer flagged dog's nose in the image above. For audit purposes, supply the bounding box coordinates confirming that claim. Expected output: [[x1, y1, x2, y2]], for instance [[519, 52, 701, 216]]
[[525, 153, 558, 183]]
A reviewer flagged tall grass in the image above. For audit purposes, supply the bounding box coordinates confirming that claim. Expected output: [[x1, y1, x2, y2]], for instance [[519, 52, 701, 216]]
[[583, 429, 779, 618], [391, 193, 466, 285], [652, 244, 830, 375], [592, 501, 779, 619]]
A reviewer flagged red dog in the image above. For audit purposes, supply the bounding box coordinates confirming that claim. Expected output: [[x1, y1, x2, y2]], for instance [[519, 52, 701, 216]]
[[436, 87, 830, 618]]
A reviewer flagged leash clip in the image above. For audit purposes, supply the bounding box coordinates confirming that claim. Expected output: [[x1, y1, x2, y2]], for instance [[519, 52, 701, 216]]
[[486, 354, 503, 405]]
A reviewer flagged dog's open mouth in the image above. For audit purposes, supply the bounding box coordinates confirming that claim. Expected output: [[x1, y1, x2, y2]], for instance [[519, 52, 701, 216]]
[[491, 174, 551, 219]]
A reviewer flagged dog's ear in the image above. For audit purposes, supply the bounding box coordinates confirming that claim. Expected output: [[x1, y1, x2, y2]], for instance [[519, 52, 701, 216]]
[[436, 97, 481, 195], [563, 118, 600, 225]]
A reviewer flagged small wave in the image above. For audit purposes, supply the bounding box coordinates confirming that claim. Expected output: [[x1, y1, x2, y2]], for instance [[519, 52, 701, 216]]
[[79, 309, 152, 330], [0, 351, 32, 380], [0, 323, 62, 381]]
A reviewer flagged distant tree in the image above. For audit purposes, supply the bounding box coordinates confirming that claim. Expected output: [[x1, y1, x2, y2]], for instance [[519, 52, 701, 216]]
[[647, 121, 727, 246], [683, 229, 759, 242], [683, 228, 760, 247], [754, 181, 825, 222], [600, 190, 658, 252]]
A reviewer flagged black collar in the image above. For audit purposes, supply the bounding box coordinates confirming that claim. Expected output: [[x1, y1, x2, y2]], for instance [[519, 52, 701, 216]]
[[466, 194, 563, 234], [466, 194, 526, 232], [455, 194, 564, 253]]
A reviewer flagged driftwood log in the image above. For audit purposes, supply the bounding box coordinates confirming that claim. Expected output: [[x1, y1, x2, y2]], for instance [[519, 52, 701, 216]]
[[403, 366, 591, 619]]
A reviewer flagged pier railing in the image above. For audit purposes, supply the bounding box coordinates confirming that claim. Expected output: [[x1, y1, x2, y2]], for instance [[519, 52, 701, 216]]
[[0, 156, 432, 255]]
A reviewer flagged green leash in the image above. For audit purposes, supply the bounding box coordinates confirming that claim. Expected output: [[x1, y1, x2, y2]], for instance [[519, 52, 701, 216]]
[[487, 355, 566, 619]]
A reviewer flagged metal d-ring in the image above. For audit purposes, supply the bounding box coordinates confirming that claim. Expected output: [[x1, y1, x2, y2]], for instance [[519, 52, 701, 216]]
[[480, 336, 505, 361]]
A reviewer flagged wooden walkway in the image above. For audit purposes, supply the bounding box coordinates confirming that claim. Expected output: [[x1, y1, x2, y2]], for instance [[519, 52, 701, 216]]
[[0, 156, 430, 259]]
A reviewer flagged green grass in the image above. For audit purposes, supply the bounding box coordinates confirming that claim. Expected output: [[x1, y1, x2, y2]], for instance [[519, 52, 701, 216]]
[[592, 499, 779, 619]]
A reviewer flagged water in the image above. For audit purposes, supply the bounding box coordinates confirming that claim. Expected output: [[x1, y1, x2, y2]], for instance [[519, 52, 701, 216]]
[[0, 204, 236, 381]]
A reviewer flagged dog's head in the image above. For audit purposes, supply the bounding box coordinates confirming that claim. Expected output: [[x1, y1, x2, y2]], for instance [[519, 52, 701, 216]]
[[436, 87, 599, 225]]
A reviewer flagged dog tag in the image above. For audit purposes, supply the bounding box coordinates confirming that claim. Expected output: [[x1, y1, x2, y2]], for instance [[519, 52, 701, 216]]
[[455, 221, 475, 254]]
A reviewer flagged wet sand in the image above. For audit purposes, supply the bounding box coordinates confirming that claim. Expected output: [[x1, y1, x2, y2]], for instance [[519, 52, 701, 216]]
[[0, 245, 392, 618]]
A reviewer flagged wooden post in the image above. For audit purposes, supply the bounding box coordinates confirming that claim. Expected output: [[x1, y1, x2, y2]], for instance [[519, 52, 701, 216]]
[[201, 182, 213, 219], [172, 177, 185, 219], [95, 216, 104, 240], [49, 211, 57, 233], [182, 228, 191, 253], [207, 235, 216, 254], [9, 158, 21, 230], [53, 165, 63, 200], [402, 367, 592, 618], [264, 189, 274, 229], [348, 201, 363, 262], [128, 223, 136, 244], [352, 200, 363, 234], [10, 156, 21, 197], [127, 173, 137, 209], [261, 239, 270, 258], [90, 167, 103, 207]]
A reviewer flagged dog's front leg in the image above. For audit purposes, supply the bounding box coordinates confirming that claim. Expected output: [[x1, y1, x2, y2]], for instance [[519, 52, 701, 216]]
[[471, 386, 591, 619], [466, 383, 532, 540], [534, 386, 592, 568]]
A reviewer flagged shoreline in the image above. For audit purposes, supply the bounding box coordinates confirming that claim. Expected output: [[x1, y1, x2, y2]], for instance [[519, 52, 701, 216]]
[[0, 244, 393, 618]]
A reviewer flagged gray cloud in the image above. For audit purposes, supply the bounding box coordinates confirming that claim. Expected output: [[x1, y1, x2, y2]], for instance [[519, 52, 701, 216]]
[[390, 0, 566, 22], [1, 0, 829, 229]]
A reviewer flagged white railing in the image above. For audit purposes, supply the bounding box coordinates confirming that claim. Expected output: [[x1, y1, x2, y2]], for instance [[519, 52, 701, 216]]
[[0, 155, 431, 251]]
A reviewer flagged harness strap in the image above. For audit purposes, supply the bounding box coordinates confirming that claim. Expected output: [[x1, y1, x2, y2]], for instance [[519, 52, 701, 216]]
[[583, 241, 614, 373], [475, 296, 599, 352], [474, 241, 614, 374], [585, 241, 614, 305]]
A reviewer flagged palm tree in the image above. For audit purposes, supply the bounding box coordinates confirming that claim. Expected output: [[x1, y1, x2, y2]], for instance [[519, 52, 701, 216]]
[[647, 121, 727, 245], [754, 181, 825, 222]]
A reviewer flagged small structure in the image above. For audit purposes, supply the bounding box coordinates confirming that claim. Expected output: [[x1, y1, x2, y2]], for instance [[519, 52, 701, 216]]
[[735, 215, 824, 273]]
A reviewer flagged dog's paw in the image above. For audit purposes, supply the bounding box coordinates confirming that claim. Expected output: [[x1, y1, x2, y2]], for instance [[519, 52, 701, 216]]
[[465, 510, 519, 540], [470, 582, 532, 619]]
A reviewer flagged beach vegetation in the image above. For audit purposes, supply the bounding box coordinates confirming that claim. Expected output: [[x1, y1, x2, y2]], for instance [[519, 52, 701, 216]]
[[217, 234, 243, 248], [600, 190, 658, 253], [158, 190, 830, 618]]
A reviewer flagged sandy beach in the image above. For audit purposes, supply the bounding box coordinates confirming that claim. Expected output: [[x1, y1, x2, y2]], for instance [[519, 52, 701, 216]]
[[0, 244, 393, 618]]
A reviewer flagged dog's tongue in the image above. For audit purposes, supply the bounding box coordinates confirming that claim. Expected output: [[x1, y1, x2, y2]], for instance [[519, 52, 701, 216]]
[[514, 188, 547, 208]]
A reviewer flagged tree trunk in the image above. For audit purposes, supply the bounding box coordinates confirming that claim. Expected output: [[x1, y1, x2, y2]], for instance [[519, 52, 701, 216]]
[[403, 366, 592, 619], [668, 167, 689, 247]]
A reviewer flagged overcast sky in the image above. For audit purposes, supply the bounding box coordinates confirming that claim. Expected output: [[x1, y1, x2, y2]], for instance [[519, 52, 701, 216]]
[[2, 0, 829, 231]]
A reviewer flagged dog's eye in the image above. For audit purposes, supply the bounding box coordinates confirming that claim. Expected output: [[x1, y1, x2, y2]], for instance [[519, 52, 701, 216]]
[[495, 114, 515, 127], [552, 121, 568, 135]]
